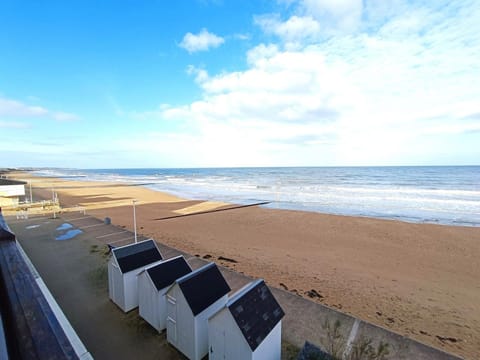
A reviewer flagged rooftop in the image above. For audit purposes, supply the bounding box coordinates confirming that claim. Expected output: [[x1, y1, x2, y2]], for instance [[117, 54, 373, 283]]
[[176, 262, 231, 316], [112, 239, 162, 273], [0, 179, 27, 186], [228, 279, 285, 351], [146, 255, 192, 291]]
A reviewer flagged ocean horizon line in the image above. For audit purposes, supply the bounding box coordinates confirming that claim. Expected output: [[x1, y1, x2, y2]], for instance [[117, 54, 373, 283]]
[[10, 164, 480, 172]]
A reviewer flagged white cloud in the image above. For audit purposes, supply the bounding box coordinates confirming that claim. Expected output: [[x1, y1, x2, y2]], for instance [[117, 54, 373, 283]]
[[233, 33, 250, 40], [0, 97, 48, 117], [5, 2, 478, 168], [186, 65, 209, 83], [52, 111, 79, 121], [246, 44, 279, 65], [131, 0, 480, 166], [179, 28, 225, 53], [0, 97, 79, 121], [255, 14, 321, 43], [261, 0, 363, 43], [0, 121, 29, 129], [299, 0, 363, 30]]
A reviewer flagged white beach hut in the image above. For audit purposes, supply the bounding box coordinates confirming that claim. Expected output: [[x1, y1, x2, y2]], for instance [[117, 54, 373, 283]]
[[108, 239, 163, 312], [138, 255, 192, 332], [166, 262, 231, 360], [208, 279, 285, 360]]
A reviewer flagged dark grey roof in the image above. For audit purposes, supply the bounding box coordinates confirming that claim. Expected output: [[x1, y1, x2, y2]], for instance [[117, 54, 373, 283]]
[[112, 239, 162, 273], [0, 179, 26, 186], [177, 262, 230, 316], [227, 279, 284, 351], [146, 256, 192, 291]]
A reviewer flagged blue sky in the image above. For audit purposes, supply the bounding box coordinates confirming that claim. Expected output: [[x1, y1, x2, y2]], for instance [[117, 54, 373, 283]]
[[0, 0, 479, 168]]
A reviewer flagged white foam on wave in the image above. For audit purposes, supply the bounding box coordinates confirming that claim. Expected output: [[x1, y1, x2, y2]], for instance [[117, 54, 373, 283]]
[[33, 167, 480, 226]]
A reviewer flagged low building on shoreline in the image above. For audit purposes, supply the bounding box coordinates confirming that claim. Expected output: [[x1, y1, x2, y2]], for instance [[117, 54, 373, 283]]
[[0, 179, 26, 207]]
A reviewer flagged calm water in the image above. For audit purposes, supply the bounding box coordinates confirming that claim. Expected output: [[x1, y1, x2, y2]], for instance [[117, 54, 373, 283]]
[[35, 166, 480, 226]]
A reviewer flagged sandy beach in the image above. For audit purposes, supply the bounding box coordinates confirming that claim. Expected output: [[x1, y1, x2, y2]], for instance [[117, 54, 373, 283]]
[[10, 172, 480, 359]]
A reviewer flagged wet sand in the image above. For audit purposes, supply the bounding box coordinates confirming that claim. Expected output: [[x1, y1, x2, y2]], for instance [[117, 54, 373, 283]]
[[10, 172, 480, 358]]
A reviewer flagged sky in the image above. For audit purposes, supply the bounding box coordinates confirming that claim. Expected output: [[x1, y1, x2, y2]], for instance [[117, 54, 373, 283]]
[[0, 0, 479, 168]]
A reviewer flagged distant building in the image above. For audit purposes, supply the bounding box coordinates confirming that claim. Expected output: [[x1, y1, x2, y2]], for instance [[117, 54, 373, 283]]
[[166, 262, 231, 360], [108, 239, 163, 312], [208, 279, 284, 360], [0, 179, 26, 207]]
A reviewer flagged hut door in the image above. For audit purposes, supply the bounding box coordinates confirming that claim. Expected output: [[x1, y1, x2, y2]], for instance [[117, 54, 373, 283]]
[[167, 295, 177, 342], [209, 328, 226, 360]]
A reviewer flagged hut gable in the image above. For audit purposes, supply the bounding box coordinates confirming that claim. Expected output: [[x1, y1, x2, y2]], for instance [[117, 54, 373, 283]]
[[228, 279, 284, 351], [177, 262, 230, 316], [113, 239, 162, 273], [146, 256, 192, 291]]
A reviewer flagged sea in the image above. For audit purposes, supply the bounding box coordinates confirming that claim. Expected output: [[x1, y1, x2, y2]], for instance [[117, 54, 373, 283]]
[[34, 166, 480, 227]]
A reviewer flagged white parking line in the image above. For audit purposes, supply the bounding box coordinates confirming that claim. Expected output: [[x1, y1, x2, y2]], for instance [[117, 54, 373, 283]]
[[6, 217, 48, 225], [65, 216, 91, 221], [96, 231, 128, 239], [78, 223, 104, 230]]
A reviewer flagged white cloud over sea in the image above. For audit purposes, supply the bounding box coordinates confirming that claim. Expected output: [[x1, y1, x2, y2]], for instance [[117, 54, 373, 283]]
[[179, 28, 225, 53], [0, 97, 79, 122], [145, 0, 480, 166]]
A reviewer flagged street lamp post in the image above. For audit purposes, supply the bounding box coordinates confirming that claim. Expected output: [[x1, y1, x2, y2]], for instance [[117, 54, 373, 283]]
[[133, 199, 137, 243]]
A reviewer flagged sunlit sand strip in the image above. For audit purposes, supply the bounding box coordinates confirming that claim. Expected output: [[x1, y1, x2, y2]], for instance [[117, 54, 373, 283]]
[[77, 199, 146, 211], [173, 201, 229, 215]]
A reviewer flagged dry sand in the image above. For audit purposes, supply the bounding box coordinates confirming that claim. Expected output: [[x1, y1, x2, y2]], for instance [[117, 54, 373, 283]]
[[11, 172, 480, 359]]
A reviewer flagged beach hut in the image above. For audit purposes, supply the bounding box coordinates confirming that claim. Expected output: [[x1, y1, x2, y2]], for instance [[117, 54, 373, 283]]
[[108, 239, 163, 312], [208, 279, 285, 360], [166, 262, 231, 360], [138, 255, 192, 332]]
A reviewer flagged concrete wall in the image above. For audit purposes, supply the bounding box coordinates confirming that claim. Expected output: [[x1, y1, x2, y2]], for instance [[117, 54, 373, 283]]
[[0, 197, 19, 207], [271, 287, 461, 360]]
